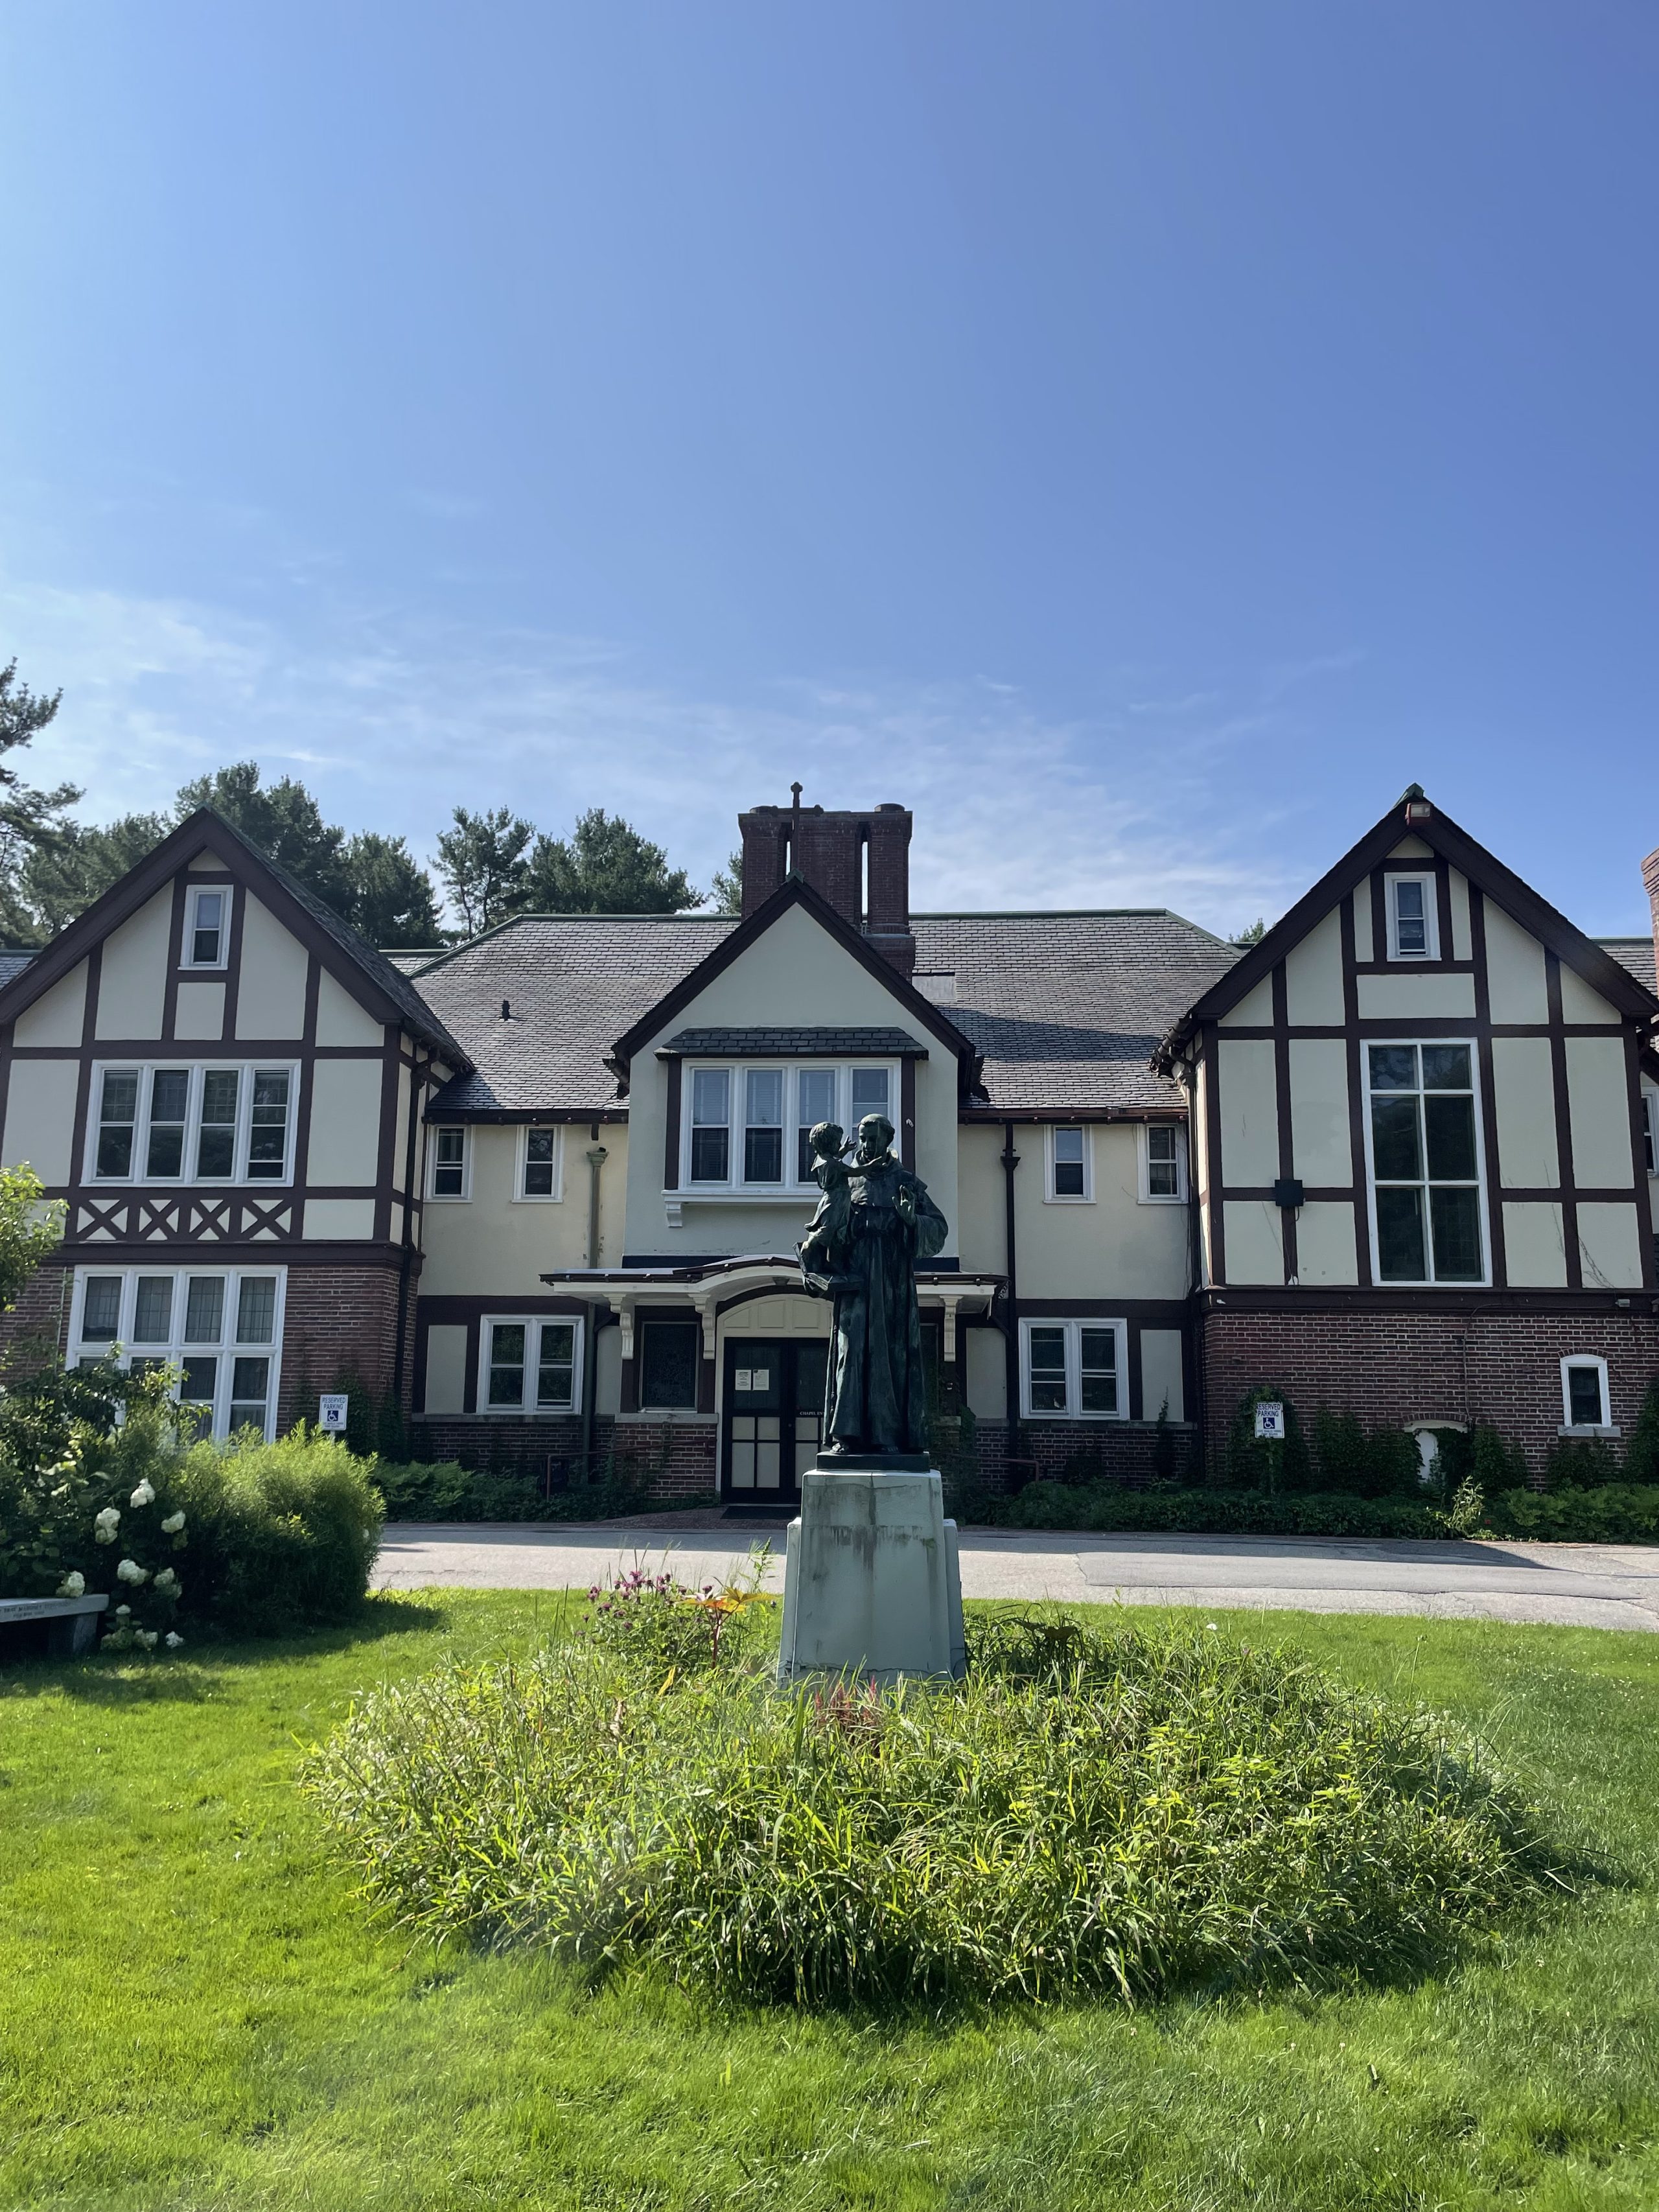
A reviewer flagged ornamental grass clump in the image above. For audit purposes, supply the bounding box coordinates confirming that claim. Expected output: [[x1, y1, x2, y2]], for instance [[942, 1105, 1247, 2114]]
[[306, 1610, 1560, 2009]]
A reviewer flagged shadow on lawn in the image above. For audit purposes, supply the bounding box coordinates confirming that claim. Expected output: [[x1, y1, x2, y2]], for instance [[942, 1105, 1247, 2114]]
[[0, 1592, 458, 1703]]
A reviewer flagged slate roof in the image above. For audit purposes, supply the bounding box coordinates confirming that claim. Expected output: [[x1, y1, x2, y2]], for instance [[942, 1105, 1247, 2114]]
[[1599, 937, 1657, 994], [418, 915, 736, 1116], [911, 913, 1239, 1112], [413, 907, 1237, 1118], [660, 1027, 931, 1058], [0, 951, 34, 990]]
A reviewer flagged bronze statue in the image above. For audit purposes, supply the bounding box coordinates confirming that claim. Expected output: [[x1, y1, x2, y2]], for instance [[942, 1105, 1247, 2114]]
[[798, 1113, 947, 1459]]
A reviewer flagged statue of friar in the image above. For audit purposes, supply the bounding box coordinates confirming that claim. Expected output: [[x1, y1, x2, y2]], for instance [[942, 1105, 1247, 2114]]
[[797, 1112, 949, 1460]]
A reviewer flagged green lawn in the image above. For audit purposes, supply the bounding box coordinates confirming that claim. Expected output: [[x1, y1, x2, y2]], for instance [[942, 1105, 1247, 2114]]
[[3, 1594, 1658, 2211]]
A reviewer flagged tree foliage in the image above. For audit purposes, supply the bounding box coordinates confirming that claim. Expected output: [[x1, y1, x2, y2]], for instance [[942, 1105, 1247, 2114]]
[[435, 806, 534, 935], [0, 660, 84, 944], [20, 812, 171, 937], [0, 1164, 64, 1311], [710, 848, 743, 916], [521, 808, 702, 915], [339, 831, 443, 946]]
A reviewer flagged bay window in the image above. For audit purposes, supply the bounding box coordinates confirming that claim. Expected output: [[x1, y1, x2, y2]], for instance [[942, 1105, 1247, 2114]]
[[682, 1060, 899, 1192], [1366, 1042, 1485, 1284], [89, 1063, 296, 1186], [69, 1264, 285, 1440]]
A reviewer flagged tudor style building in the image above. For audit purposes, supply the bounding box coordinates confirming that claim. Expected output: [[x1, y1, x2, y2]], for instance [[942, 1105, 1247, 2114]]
[[0, 786, 1656, 1500]]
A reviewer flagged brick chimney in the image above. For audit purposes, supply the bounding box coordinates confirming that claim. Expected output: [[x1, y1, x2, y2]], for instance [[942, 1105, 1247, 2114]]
[[1643, 845, 1659, 986], [735, 793, 916, 977]]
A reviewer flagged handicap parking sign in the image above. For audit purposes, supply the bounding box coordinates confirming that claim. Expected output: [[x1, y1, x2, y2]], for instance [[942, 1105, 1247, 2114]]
[[1253, 1401, 1285, 1441]]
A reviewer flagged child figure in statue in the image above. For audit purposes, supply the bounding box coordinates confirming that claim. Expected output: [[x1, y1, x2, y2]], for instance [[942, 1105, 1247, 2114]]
[[797, 1121, 852, 1289]]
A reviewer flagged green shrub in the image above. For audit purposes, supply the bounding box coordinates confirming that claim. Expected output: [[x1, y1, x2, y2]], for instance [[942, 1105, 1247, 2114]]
[[1545, 1437, 1619, 1491], [371, 1457, 700, 1524], [1223, 1385, 1313, 1493], [1437, 1424, 1533, 1496], [982, 1482, 1457, 1538], [1487, 1482, 1659, 1543], [1309, 1408, 1422, 1498], [1622, 1381, 1659, 1484], [306, 1611, 1556, 2008], [172, 1426, 383, 1635]]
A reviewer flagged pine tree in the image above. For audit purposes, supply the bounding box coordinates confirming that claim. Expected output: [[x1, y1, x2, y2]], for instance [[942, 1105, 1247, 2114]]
[[520, 808, 702, 916], [0, 661, 83, 944], [434, 806, 533, 935]]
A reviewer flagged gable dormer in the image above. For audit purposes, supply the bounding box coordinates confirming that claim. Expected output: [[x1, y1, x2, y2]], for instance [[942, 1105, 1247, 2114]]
[[609, 874, 978, 1261]]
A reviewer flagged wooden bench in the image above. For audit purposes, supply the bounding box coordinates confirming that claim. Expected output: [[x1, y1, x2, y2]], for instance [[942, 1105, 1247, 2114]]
[[0, 1593, 110, 1657]]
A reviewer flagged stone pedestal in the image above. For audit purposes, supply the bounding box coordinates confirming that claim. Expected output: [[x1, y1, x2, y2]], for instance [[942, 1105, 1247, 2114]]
[[776, 1465, 966, 1684]]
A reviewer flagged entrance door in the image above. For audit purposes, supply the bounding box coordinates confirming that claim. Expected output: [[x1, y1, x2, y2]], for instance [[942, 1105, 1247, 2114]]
[[722, 1337, 828, 1504]]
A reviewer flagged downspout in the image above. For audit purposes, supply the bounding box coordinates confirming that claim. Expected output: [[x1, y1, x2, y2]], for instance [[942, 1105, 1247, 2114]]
[[581, 1123, 608, 1481], [391, 1051, 423, 1435], [1181, 1062, 1207, 1480], [1000, 1119, 1021, 1482]]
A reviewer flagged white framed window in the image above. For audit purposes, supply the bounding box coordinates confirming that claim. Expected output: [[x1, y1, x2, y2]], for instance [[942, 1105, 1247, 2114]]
[[183, 885, 229, 970], [428, 1125, 470, 1200], [1643, 1090, 1658, 1178], [1138, 1122, 1187, 1203], [680, 1061, 899, 1193], [516, 1124, 563, 1202], [479, 1315, 583, 1414], [1019, 1317, 1128, 1421], [1560, 1355, 1612, 1434], [69, 1264, 286, 1440], [1363, 1041, 1487, 1285], [89, 1063, 296, 1186], [1386, 873, 1439, 961], [1045, 1125, 1092, 1202]]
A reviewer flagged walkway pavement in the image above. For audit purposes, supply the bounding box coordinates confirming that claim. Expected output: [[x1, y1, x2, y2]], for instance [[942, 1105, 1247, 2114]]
[[375, 1521, 1659, 1633]]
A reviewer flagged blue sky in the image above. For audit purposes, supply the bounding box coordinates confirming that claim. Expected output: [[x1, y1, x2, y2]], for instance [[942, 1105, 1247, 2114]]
[[1, 2, 1655, 935]]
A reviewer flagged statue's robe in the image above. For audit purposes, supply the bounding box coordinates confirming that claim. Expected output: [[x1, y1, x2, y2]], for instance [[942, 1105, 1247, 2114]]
[[800, 1152, 947, 1457]]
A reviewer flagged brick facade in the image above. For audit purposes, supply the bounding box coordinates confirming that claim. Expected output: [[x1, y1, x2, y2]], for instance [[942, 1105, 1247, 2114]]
[[413, 1413, 719, 1498], [0, 1260, 75, 1366], [273, 1263, 413, 1432], [1200, 1296, 1659, 1474]]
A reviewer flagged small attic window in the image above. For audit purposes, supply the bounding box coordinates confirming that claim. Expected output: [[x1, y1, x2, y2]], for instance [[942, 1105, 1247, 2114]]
[[185, 887, 228, 969], [1386, 874, 1438, 961]]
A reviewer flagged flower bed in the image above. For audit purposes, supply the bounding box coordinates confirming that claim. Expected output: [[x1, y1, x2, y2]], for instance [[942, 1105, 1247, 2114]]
[[307, 1600, 1558, 2009]]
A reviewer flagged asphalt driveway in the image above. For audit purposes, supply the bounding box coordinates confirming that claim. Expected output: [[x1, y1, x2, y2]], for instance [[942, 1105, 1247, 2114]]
[[375, 1521, 1659, 1632]]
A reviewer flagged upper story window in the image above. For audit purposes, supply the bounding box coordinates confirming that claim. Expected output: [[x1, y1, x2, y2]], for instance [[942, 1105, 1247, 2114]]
[[517, 1126, 563, 1202], [69, 1263, 284, 1441], [682, 1061, 898, 1193], [1046, 1126, 1091, 1202], [90, 1063, 295, 1186], [1386, 873, 1439, 961], [185, 885, 229, 969], [1643, 1091, 1657, 1177], [429, 1126, 469, 1200], [1365, 1042, 1485, 1284], [1139, 1123, 1187, 1203]]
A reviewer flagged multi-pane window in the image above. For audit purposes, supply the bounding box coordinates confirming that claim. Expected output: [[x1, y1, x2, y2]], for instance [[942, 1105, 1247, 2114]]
[[521, 1128, 559, 1198], [796, 1069, 837, 1181], [185, 886, 228, 967], [430, 1126, 468, 1198], [1144, 1124, 1182, 1200], [1020, 1319, 1126, 1419], [1367, 1042, 1484, 1283], [684, 1062, 899, 1190], [744, 1069, 784, 1183], [481, 1318, 581, 1412], [1387, 874, 1437, 960], [1050, 1127, 1087, 1199], [690, 1069, 730, 1182], [1561, 1358, 1610, 1431], [89, 1064, 295, 1185], [69, 1264, 284, 1440]]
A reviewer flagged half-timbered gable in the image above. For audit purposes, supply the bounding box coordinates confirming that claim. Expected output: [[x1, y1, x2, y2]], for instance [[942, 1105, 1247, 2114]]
[[1155, 787, 1659, 1468], [0, 808, 469, 1438]]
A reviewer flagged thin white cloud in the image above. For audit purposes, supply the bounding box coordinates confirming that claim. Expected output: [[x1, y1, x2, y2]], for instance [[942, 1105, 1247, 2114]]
[[0, 572, 1341, 935]]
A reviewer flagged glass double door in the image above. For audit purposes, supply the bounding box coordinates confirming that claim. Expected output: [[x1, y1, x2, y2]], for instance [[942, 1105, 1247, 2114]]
[[722, 1337, 828, 1503]]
